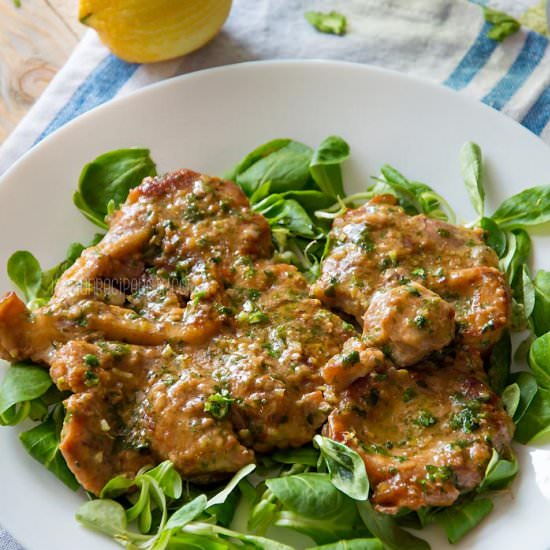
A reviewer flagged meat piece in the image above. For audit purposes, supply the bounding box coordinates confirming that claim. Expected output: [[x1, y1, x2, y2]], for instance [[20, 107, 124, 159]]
[[311, 195, 509, 351], [0, 292, 63, 363], [53, 341, 254, 494], [53, 263, 351, 493], [363, 282, 455, 366], [322, 337, 387, 393], [438, 267, 510, 350], [324, 350, 514, 513], [0, 170, 353, 494], [0, 170, 274, 362]]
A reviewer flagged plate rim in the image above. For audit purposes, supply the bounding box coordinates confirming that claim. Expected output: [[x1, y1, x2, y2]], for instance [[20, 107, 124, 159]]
[[2, 58, 549, 186]]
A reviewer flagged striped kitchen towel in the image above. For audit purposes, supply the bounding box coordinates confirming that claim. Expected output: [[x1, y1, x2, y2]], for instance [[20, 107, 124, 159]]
[[0, 0, 549, 178]]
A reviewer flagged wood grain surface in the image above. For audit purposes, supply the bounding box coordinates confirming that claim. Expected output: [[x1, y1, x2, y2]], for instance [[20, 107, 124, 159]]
[[0, 0, 85, 144]]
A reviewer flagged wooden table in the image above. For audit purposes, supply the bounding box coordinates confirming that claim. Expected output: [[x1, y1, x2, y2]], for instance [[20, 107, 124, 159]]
[[0, 0, 85, 144]]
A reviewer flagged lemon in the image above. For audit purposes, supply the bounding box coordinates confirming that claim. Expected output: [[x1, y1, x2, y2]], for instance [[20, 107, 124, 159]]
[[79, 0, 233, 63]]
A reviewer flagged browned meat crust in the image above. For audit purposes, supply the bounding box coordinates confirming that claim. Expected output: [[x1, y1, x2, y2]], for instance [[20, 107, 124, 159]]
[[324, 350, 514, 513], [311, 195, 511, 352], [0, 170, 351, 494], [363, 282, 455, 367], [314, 195, 514, 514]]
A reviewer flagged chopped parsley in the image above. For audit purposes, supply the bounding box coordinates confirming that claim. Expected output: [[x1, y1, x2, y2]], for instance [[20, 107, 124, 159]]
[[84, 370, 99, 387], [237, 309, 269, 324], [354, 227, 375, 252], [304, 10, 347, 35], [342, 350, 360, 366], [414, 314, 428, 329], [425, 464, 454, 482], [204, 388, 234, 420], [414, 410, 437, 427], [411, 267, 426, 279], [83, 354, 99, 367], [451, 405, 482, 433]]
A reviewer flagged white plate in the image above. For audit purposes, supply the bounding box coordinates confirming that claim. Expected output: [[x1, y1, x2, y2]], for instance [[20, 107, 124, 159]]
[[0, 61, 549, 550]]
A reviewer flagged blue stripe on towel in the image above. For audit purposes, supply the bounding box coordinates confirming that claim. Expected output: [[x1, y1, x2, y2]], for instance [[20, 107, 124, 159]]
[[483, 32, 548, 111], [34, 54, 139, 144], [443, 21, 499, 91], [521, 84, 550, 135]]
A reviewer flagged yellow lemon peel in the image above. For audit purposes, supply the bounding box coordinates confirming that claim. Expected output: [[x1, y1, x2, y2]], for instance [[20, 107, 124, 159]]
[[79, 0, 232, 63]]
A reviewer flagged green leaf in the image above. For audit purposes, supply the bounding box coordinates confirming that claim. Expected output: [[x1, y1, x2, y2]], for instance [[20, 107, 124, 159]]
[[275, 508, 366, 545], [249, 181, 272, 205], [491, 185, 550, 229], [522, 265, 535, 319], [374, 165, 455, 222], [488, 330, 511, 395], [460, 142, 485, 216], [75, 148, 156, 228], [507, 229, 531, 285], [356, 501, 430, 550], [479, 449, 518, 491], [509, 371, 538, 423], [8, 237, 101, 308], [145, 460, 183, 499], [126, 476, 151, 523], [168, 532, 229, 550], [267, 473, 349, 519], [502, 229, 531, 330], [0, 363, 52, 418], [483, 7, 521, 41], [479, 217, 506, 258], [232, 140, 313, 197], [313, 435, 369, 501], [73, 191, 107, 229], [304, 11, 347, 35], [499, 232, 517, 274], [207, 463, 256, 507], [272, 445, 320, 466], [379, 165, 422, 215], [223, 139, 291, 182], [248, 487, 279, 533], [281, 190, 336, 213], [532, 270, 550, 336], [270, 199, 320, 239], [232, 533, 296, 550], [501, 383, 520, 418], [7, 251, 42, 302], [206, 487, 240, 528], [309, 136, 350, 198], [528, 332, 550, 390], [19, 405, 79, 490], [165, 494, 208, 530], [307, 540, 383, 550], [100, 474, 135, 498], [515, 386, 550, 444], [40, 239, 97, 299], [76, 499, 128, 538], [436, 498, 493, 543]]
